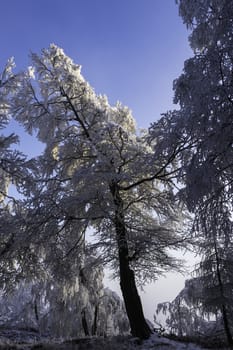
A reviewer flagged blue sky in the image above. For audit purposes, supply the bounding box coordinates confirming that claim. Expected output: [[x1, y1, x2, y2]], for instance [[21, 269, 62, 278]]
[[1, 0, 193, 321], [1, 0, 191, 131]]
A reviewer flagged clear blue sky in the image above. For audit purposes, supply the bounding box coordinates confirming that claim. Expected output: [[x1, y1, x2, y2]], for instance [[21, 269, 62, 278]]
[[1, 0, 191, 130], [1, 0, 193, 321]]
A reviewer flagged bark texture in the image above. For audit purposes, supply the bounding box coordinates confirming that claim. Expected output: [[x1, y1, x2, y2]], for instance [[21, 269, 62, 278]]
[[110, 182, 152, 339]]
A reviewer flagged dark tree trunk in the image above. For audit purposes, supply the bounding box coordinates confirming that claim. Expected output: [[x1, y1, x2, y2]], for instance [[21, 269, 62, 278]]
[[118, 249, 152, 339], [92, 304, 98, 336], [221, 304, 233, 346], [81, 309, 90, 336], [214, 240, 233, 346], [110, 182, 152, 340], [34, 299, 39, 323], [177, 298, 183, 337]]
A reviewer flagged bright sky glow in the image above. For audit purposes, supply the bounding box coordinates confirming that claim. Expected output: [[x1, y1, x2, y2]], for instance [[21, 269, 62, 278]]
[[1, 0, 193, 322]]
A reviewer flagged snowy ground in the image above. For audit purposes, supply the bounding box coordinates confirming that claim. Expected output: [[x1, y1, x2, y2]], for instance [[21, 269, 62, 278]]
[[0, 330, 220, 350]]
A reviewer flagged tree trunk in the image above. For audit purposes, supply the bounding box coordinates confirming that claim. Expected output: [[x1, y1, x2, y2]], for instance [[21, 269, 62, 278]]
[[34, 299, 39, 323], [81, 309, 90, 336], [177, 298, 183, 337], [214, 240, 233, 346], [92, 304, 98, 336], [110, 182, 152, 340], [118, 248, 152, 339], [221, 304, 233, 346]]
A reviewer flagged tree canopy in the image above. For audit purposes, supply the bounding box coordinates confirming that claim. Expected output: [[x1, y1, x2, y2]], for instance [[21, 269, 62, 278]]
[[0, 44, 187, 339], [152, 0, 233, 345], [2, 0, 233, 342]]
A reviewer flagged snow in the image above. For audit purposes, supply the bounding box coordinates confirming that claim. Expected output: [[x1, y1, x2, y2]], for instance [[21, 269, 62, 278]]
[[141, 333, 208, 349], [0, 331, 212, 349]]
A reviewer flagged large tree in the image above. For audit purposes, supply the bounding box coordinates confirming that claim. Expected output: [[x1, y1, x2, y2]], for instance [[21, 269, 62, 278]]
[[154, 0, 233, 208], [7, 45, 186, 339], [150, 0, 233, 345]]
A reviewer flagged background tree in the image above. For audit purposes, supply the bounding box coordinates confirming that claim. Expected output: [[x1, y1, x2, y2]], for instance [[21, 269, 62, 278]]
[[191, 193, 233, 345], [7, 45, 187, 339], [155, 277, 206, 339], [150, 0, 233, 345], [0, 256, 129, 338], [155, 277, 224, 345], [156, 226, 233, 347], [42, 255, 129, 338]]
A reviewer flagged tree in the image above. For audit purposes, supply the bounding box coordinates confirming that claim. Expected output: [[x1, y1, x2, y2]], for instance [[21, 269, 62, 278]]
[[150, 0, 233, 207], [155, 277, 226, 345], [191, 194, 233, 345], [155, 278, 207, 339], [0, 256, 129, 338], [0, 58, 36, 287], [174, 6, 233, 344], [150, 0, 233, 345], [7, 45, 186, 339], [156, 232, 233, 346], [0, 57, 26, 203]]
